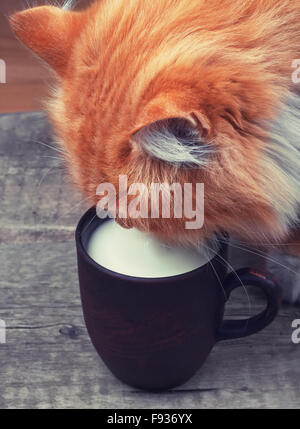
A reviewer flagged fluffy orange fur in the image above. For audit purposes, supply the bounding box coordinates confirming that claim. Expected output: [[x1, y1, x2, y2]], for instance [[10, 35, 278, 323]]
[[10, 0, 300, 246]]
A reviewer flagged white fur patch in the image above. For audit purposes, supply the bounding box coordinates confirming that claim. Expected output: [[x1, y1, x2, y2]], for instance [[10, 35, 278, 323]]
[[131, 117, 214, 167], [61, 0, 75, 10], [22, 0, 76, 11], [263, 91, 300, 231]]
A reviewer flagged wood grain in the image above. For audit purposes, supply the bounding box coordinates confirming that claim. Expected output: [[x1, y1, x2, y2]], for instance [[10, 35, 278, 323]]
[[1, 241, 299, 409], [0, 109, 300, 408]]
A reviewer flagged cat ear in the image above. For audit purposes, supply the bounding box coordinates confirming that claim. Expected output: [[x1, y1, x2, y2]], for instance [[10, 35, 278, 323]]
[[130, 96, 213, 166], [133, 95, 211, 137], [10, 6, 86, 76]]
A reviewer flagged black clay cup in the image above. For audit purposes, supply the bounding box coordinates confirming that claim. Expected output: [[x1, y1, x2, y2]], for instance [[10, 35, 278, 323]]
[[76, 207, 282, 392]]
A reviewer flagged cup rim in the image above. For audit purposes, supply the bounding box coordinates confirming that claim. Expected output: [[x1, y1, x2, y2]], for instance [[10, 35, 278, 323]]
[[75, 206, 228, 285]]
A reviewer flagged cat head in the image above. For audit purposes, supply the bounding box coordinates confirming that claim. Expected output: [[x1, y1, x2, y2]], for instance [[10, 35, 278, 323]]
[[10, 0, 300, 245]]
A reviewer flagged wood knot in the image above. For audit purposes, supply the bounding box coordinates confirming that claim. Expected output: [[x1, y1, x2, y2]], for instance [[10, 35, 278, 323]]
[[59, 325, 82, 340]]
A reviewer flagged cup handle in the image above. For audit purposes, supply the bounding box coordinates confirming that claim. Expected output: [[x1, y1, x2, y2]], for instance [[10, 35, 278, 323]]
[[217, 267, 282, 341]]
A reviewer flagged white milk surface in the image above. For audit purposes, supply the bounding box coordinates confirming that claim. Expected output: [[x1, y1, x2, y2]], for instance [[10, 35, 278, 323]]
[[87, 220, 217, 278]]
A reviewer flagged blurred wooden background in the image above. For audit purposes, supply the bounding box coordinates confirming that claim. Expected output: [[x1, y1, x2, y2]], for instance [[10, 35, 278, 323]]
[[0, 0, 92, 114]]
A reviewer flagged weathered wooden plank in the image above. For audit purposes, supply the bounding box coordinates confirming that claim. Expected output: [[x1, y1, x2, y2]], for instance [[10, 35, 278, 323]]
[[0, 112, 300, 409], [0, 241, 299, 409], [0, 112, 87, 240]]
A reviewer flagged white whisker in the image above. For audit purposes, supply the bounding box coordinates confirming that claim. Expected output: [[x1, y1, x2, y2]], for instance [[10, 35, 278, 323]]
[[37, 166, 57, 188], [32, 139, 66, 156], [205, 242, 252, 324], [207, 257, 227, 300], [62, 195, 93, 217], [220, 239, 300, 278], [82, 213, 98, 236], [41, 155, 65, 162]]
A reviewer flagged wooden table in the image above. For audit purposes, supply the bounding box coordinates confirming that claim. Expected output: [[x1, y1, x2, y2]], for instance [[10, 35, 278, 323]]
[[0, 111, 299, 409]]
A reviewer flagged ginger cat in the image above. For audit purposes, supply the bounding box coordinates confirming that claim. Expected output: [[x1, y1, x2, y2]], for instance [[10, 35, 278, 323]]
[[10, 0, 300, 302]]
